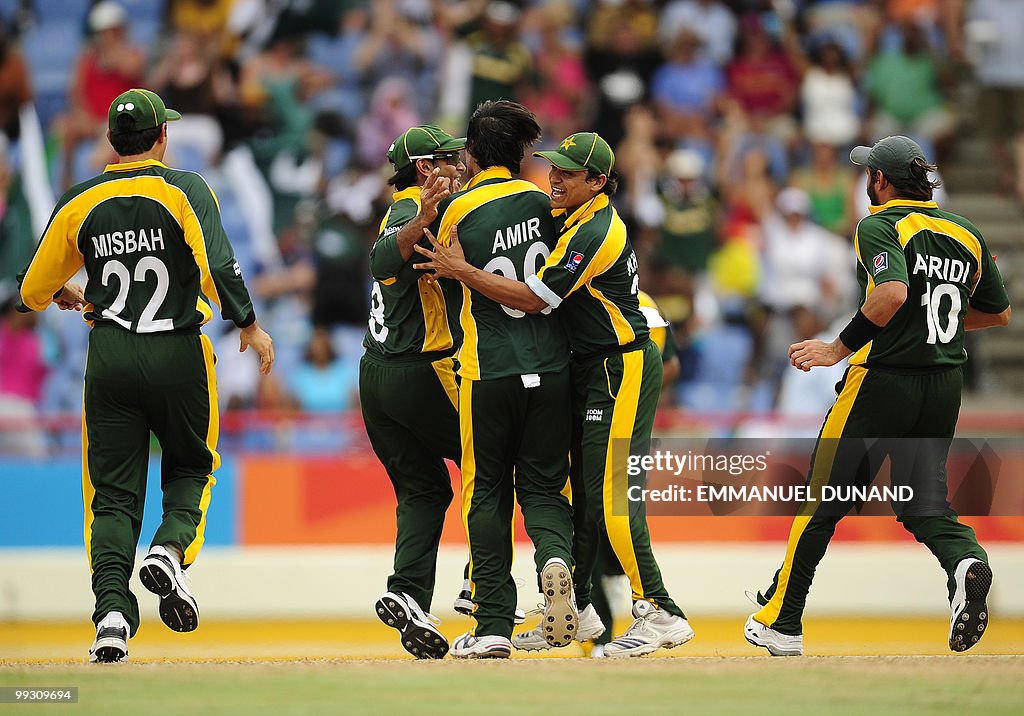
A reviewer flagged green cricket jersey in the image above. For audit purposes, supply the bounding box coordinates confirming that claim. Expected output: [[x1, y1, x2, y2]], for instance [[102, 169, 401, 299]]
[[851, 198, 1010, 370], [19, 158, 254, 330], [526, 193, 648, 358], [364, 186, 454, 359], [432, 167, 567, 380]]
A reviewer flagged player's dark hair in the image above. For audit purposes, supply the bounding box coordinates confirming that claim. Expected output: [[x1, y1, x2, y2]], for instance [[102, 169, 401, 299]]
[[881, 158, 942, 201], [387, 162, 419, 191], [466, 100, 541, 175], [588, 169, 619, 196], [109, 115, 163, 156]]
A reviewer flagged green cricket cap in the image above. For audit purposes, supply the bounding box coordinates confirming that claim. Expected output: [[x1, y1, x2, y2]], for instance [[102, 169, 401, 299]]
[[534, 132, 615, 176], [387, 125, 466, 169], [108, 88, 181, 135], [849, 135, 927, 180]]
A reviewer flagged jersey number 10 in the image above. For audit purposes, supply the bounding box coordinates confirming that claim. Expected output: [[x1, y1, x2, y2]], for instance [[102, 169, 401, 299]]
[[921, 281, 961, 345]]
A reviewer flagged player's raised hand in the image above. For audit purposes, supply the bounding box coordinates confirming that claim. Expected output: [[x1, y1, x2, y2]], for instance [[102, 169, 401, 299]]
[[55, 282, 85, 311], [418, 167, 452, 224], [414, 225, 469, 281], [240, 321, 275, 375], [788, 338, 848, 372]]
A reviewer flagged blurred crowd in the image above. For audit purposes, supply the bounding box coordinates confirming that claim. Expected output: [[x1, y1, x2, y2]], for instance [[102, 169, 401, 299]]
[[0, 0, 1017, 454]]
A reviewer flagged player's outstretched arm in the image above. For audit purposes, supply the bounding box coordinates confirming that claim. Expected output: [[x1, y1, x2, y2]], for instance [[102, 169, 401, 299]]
[[965, 304, 1011, 331], [239, 321, 275, 375], [414, 225, 548, 313], [789, 281, 908, 372]]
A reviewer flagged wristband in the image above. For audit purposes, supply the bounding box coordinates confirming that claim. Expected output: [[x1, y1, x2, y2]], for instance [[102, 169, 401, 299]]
[[838, 309, 883, 352]]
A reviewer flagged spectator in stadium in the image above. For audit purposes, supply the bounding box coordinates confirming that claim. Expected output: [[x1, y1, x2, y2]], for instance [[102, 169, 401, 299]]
[[755, 187, 853, 402], [800, 39, 860, 151], [717, 136, 780, 227], [355, 78, 421, 170], [352, 0, 441, 118], [169, 0, 236, 43], [451, 1, 534, 118], [0, 296, 48, 457], [725, 16, 802, 143], [148, 31, 237, 166], [54, 1, 145, 188], [648, 148, 720, 299], [519, 4, 589, 144], [583, 0, 661, 147], [239, 34, 334, 162], [290, 326, 358, 412], [0, 20, 31, 141], [960, 0, 1024, 203], [650, 28, 725, 143], [659, 0, 736, 66], [865, 22, 954, 151], [789, 141, 858, 237]]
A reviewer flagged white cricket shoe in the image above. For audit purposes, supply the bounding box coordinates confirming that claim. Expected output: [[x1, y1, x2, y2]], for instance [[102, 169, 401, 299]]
[[450, 632, 512, 659], [512, 604, 605, 651], [949, 558, 992, 652], [538, 558, 578, 647], [743, 614, 803, 656], [453, 579, 526, 624], [88, 611, 129, 663], [604, 600, 695, 657], [138, 545, 199, 632], [375, 591, 449, 659]]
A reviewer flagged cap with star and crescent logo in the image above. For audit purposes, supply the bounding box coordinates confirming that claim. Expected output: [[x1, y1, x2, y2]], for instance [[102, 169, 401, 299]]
[[533, 132, 615, 176]]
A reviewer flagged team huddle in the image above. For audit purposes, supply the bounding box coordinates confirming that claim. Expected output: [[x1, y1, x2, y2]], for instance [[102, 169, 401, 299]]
[[362, 104, 1011, 660], [362, 101, 692, 659], [14, 90, 1011, 662]]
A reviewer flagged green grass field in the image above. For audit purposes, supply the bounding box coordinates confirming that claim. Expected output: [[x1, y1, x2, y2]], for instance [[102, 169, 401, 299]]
[[2, 657, 1023, 716], [3, 617, 1023, 714]]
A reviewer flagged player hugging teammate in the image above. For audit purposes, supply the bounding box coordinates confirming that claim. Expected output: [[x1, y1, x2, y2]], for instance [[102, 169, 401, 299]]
[[366, 100, 694, 659]]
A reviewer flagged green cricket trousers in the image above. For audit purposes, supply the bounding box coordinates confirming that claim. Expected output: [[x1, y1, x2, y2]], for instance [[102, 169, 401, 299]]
[[569, 340, 685, 618], [460, 367, 575, 639], [84, 325, 219, 636], [754, 364, 987, 635], [359, 351, 461, 611]]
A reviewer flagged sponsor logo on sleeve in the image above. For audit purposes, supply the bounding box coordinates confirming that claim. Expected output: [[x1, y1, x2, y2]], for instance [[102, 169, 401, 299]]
[[873, 251, 888, 275], [565, 251, 585, 272]]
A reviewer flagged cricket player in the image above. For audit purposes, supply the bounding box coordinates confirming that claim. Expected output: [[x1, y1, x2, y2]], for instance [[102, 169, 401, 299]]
[[586, 290, 679, 657], [362, 125, 466, 659], [416, 132, 694, 657], [18, 89, 273, 662], [745, 136, 1011, 656], [418, 100, 578, 659]]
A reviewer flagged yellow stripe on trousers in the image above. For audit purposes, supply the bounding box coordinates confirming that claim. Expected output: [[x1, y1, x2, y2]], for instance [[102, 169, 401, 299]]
[[754, 365, 869, 626], [431, 357, 459, 410], [183, 334, 221, 566], [459, 378, 477, 601], [82, 382, 96, 571], [603, 349, 646, 602]]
